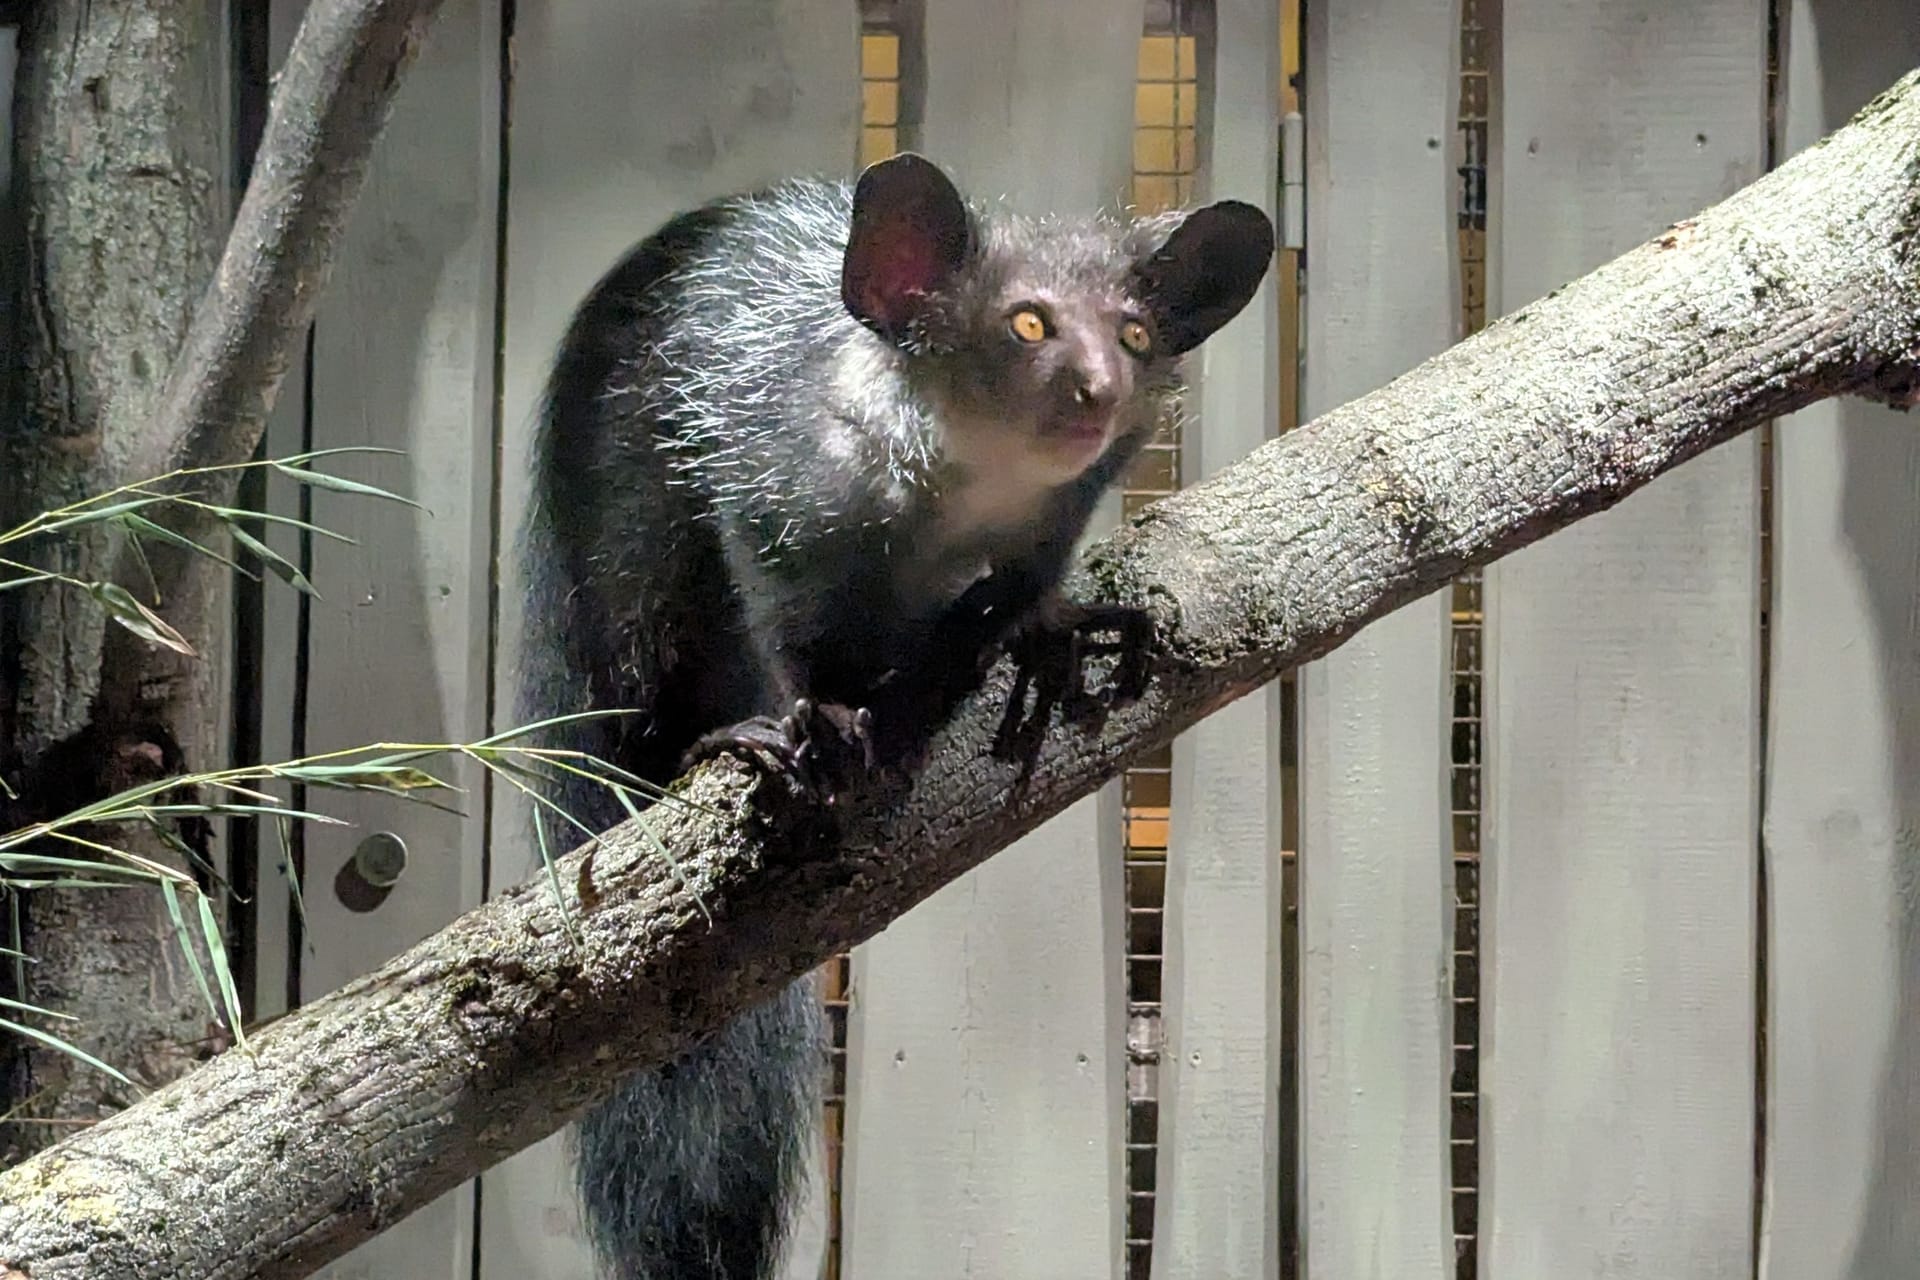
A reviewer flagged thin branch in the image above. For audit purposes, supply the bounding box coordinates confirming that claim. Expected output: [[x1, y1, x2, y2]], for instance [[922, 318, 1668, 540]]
[[0, 62, 1915, 1280], [119, 0, 449, 559]]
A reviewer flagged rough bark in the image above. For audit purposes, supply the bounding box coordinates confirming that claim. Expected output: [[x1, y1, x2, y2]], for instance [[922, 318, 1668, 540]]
[[0, 0, 230, 1164], [0, 0, 448, 1164], [0, 59, 1914, 1280]]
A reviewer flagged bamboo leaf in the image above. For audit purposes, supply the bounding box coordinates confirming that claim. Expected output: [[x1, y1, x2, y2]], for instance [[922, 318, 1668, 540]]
[[0, 852, 169, 880], [86, 583, 196, 655], [228, 524, 317, 595], [532, 808, 581, 944], [473, 708, 636, 748], [202, 506, 356, 545], [160, 882, 219, 1026], [118, 513, 251, 576], [0, 1015, 132, 1086], [0, 572, 57, 594], [272, 462, 425, 512], [274, 445, 408, 465], [279, 764, 450, 792], [198, 894, 245, 1048], [22, 495, 176, 538]]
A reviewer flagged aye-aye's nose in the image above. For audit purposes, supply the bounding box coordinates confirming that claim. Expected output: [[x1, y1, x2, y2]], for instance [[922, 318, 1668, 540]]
[[1068, 354, 1123, 412]]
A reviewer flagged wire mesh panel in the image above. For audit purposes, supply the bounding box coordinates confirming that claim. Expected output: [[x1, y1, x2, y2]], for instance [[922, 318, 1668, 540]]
[[1448, 4, 1492, 1274], [858, 17, 902, 168], [1120, 13, 1202, 1276]]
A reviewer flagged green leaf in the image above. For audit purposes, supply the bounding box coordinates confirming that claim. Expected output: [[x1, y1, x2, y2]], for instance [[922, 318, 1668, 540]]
[[7, 893, 24, 1005], [0, 1015, 133, 1086], [203, 506, 357, 545], [280, 764, 451, 792], [24, 495, 177, 538], [0, 572, 57, 594], [532, 808, 581, 944], [85, 582, 196, 655], [274, 445, 408, 465], [0, 852, 168, 881], [198, 893, 245, 1049], [0, 994, 67, 1019], [161, 882, 219, 1026], [227, 524, 317, 595], [136, 802, 344, 824], [473, 708, 636, 748], [119, 513, 251, 576], [272, 462, 425, 512]]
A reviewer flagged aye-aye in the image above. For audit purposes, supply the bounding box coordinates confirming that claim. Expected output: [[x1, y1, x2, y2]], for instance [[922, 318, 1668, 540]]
[[520, 151, 1272, 1280]]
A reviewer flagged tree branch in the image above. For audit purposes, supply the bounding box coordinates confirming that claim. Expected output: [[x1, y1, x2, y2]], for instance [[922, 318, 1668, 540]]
[[1, 62, 1916, 1280], [128, 0, 448, 491]]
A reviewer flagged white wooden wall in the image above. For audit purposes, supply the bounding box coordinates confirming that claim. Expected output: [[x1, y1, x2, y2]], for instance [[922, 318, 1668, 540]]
[[1483, 3, 1766, 1277], [1148, 1, 1283, 1277], [258, 2, 500, 1277], [233, 2, 1920, 1278], [1297, 2, 1456, 1277]]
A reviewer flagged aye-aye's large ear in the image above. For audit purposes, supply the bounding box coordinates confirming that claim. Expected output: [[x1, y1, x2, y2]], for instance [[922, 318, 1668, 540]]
[[842, 152, 973, 342], [1132, 201, 1275, 356]]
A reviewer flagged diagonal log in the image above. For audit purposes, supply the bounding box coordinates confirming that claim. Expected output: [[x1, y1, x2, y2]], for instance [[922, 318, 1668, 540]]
[[0, 60, 1916, 1280]]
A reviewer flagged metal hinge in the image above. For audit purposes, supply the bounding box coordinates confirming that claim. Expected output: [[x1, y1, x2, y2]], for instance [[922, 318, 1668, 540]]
[[1279, 109, 1305, 250]]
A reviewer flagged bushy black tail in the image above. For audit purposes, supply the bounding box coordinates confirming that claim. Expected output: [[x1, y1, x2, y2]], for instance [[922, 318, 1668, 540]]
[[521, 445, 823, 1280], [572, 981, 824, 1280], [523, 205, 830, 1280]]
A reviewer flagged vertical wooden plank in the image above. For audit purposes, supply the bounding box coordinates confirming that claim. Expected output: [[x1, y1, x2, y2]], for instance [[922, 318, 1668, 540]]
[[1483, 3, 1765, 1276], [1145, 1, 1283, 1277], [254, 3, 501, 1278], [1295, 1, 1457, 1277], [839, 4, 1142, 1276], [1760, 5, 1920, 1276], [481, 3, 858, 1277]]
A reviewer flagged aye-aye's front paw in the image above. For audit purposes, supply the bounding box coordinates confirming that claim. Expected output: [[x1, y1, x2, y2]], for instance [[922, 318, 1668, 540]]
[[993, 599, 1155, 762], [681, 698, 876, 802]]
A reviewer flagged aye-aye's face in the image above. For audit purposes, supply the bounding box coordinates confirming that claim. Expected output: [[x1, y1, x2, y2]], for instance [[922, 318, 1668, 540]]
[[920, 252, 1175, 486], [839, 153, 1275, 489]]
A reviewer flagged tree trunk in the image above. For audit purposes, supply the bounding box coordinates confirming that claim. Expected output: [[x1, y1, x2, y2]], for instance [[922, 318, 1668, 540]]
[[0, 0, 448, 1163], [0, 0, 230, 1163], [0, 62, 1915, 1280]]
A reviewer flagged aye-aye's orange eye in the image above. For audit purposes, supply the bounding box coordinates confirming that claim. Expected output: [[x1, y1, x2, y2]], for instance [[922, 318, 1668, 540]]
[[1008, 308, 1049, 343], [1119, 319, 1152, 356]]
